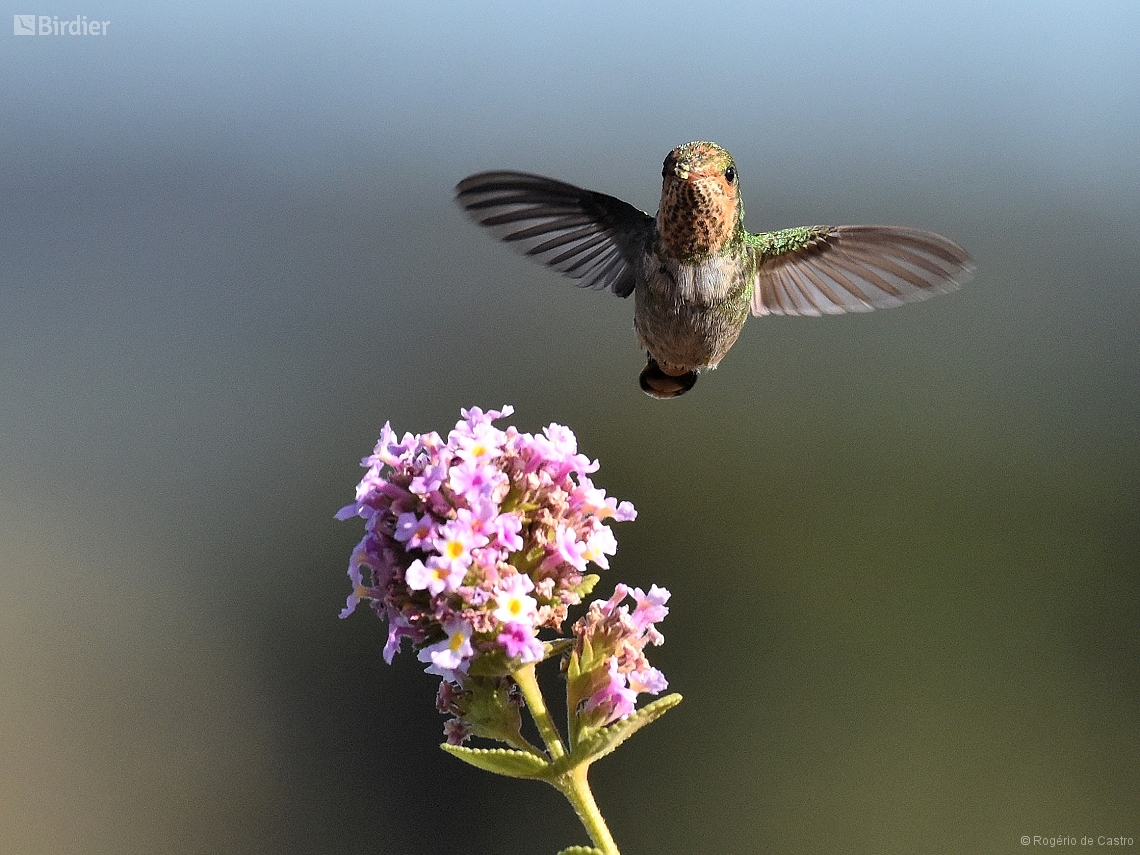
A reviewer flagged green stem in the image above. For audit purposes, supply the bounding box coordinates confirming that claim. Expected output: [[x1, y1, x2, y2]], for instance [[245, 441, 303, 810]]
[[513, 663, 566, 762], [513, 665, 619, 855], [555, 765, 620, 855]]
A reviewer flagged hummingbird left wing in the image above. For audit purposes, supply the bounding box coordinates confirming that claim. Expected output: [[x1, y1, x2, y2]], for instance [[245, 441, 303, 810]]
[[456, 171, 655, 298], [747, 225, 974, 317]]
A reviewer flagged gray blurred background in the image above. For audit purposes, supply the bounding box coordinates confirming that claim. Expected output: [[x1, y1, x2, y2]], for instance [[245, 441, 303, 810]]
[[1, 2, 1137, 853]]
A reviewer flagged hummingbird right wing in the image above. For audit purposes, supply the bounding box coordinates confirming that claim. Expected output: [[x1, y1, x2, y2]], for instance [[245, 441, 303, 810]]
[[747, 225, 974, 316], [456, 172, 655, 298]]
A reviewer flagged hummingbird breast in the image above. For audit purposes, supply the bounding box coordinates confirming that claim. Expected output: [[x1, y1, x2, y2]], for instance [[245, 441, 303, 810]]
[[633, 253, 752, 375]]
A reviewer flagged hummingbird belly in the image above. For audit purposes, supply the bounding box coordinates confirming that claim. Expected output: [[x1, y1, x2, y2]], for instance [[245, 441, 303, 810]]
[[633, 255, 751, 374]]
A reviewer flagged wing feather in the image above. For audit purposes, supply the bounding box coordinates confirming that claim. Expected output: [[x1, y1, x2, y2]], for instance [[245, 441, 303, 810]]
[[455, 171, 655, 298], [750, 225, 974, 317]]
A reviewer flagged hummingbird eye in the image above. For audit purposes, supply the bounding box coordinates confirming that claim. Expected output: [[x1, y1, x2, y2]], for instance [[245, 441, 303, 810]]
[[724, 165, 736, 183]]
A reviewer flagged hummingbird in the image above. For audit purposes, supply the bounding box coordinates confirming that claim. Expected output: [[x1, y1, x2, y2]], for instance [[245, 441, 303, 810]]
[[456, 141, 973, 399]]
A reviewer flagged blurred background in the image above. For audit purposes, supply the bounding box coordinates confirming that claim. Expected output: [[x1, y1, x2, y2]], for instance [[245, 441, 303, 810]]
[[2, 2, 1137, 853]]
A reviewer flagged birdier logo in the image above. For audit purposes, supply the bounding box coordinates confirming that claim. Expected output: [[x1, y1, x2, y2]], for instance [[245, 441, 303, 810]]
[[13, 14, 110, 35]]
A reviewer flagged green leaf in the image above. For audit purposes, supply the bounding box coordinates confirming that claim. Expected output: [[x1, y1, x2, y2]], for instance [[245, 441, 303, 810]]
[[542, 638, 574, 661], [565, 646, 583, 681], [556, 847, 604, 855], [575, 574, 600, 598], [440, 744, 551, 779], [573, 693, 683, 764]]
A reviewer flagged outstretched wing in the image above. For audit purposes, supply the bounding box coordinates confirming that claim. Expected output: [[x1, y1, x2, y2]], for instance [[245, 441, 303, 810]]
[[747, 225, 974, 317], [456, 171, 655, 298]]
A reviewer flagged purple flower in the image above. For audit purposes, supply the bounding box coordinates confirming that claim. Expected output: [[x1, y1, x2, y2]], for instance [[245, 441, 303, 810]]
[[628, 666, 668, 695], [448, 459, 508, 498], [418, 618, 475, 681], [570, 484, 637, 522], [383, 608, 417, 664], [488, 510, 523, 552], [338, 405, 638, 683], [493, 574, 538, 626], [453, 419, 508, 465], [552, 524, 588, 572], [629, 585, 670, 639], [584, 657, 637, 723], [496, 622, 544, 663], [572, 584, 671, 725], [394, 511, 435, 549], [405, 557, 464, 596], [432, 517, 488, 575], [443, 717, 472, 746], [409, 459, 449, 497], [582, 524, 618, 570]]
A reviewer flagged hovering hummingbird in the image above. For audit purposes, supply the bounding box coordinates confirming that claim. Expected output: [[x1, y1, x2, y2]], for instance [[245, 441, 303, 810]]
[[456, 141, 973, 398]]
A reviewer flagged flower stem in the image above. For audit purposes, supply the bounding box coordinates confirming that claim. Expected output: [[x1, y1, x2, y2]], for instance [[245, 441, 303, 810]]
[[555, 764, 620, 855], [513, 665, 620, 855], [513, 663, 566, 762]]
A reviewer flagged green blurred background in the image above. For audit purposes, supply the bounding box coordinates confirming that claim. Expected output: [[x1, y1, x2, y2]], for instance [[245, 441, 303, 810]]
[[1, 2, 1137, 853]]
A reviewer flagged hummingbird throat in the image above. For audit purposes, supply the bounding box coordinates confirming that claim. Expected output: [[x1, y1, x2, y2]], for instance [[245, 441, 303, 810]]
[[658, 175, 738, 261]]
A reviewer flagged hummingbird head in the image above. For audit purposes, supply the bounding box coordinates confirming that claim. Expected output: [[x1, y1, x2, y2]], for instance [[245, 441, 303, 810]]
[[657, 141, 744, 261]]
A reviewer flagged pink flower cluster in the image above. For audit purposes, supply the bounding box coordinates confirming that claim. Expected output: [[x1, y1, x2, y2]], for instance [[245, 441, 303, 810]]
[[572, 583, 671, 726], [337, 406, 637, 682]]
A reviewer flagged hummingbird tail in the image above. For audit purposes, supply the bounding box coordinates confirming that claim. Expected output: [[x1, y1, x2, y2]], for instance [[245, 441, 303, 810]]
[[639, 358, 697, 399]]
